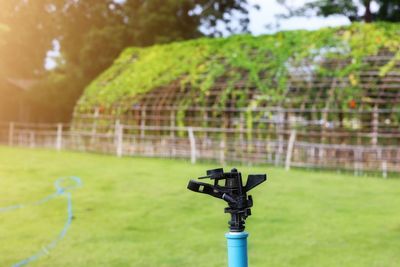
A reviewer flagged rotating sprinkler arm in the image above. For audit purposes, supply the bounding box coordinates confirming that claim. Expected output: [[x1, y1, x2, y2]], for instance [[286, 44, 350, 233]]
[[187, 180, 231, 201], [187, 168, 267, 232]]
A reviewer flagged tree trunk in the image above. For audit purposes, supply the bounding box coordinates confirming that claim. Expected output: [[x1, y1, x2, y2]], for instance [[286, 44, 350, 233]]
[[364, 0, 373, 23]]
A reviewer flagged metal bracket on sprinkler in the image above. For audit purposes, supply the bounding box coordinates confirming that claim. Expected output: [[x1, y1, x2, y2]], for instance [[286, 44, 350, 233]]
[[187, 168, 266, 232]]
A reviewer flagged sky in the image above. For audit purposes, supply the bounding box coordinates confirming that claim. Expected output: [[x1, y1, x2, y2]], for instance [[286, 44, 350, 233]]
[[247, 0, 351, 35]]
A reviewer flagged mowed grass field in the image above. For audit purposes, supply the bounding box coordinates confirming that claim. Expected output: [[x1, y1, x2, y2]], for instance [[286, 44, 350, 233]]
[[0, 146, 400, 267]]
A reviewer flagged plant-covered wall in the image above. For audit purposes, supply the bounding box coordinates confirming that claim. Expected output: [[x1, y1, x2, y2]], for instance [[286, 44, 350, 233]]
[[76, 22, 400, 115]]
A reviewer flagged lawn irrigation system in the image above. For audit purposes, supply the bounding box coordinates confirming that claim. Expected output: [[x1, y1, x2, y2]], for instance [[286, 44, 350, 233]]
[[188, 168, 267, 267]]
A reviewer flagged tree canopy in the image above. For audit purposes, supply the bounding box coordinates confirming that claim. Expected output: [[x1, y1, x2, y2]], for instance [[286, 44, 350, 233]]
[[0, 1, 55, 78], [58, 0, 255, 82], [278, 0, 400, 23], [0, 0, 255, 122]]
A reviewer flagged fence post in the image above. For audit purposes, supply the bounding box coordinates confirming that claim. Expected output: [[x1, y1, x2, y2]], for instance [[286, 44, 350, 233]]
[[203, 109, 209, 141], [90, 107, 100, 148], [115, 121, 123, 157], [318, 145, 324, 165], [285, 130, 297, 171], [29, 131, 35, 148], [170, 112, 176, 156], [354, 148, 363, 176], [378, 148, 388, 178], [170, 112, 175, 138], [140, 109, 146, 138], [371, 104, 379, 146], [239, 113, 245, 153], [275, 108, 285, 166], [8, 122, 14, 146], [56, 123, 63, 151], [188, 127, 196, 164], [220, 139, 226, 165], [114, 120, 120, 145], [310, 146, 316, 167], [382, 160, 388, 179]]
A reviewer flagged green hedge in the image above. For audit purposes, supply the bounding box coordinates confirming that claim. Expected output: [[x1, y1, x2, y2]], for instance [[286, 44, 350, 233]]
[[77, 23, 400, 113]]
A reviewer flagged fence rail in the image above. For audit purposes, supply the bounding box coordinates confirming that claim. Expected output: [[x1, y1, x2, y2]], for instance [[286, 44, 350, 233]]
[[1, 121, 398, 177]]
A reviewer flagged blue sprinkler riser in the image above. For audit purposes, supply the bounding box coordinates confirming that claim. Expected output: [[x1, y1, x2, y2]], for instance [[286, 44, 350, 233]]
[[225, 232, 248, 267]]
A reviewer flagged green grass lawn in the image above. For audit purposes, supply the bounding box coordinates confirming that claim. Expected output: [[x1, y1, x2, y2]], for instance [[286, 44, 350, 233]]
[[0, 146, 399, 267]]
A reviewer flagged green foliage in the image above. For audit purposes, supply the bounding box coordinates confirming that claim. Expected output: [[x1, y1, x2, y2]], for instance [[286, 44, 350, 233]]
[[0, 0, 254, 122], [278, 0, 359, 21], [57, 0, 254, 88], [0, 1, 56, 78], [27, 69, 88, 122], [278, 0, 400, 23], [54, 0, 253, 85], [377, 0, 400, 22], [77, 23, 400, 115]]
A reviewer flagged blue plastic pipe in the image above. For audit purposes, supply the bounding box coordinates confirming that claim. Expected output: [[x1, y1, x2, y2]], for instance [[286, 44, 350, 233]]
[[225, 232, 248, 267]]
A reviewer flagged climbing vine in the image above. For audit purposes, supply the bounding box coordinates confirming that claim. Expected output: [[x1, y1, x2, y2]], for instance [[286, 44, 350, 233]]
[[77, 22, 400, 123]]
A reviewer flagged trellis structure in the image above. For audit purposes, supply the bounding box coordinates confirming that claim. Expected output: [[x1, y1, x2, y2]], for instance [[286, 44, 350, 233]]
[[69, 23, 400, 174]]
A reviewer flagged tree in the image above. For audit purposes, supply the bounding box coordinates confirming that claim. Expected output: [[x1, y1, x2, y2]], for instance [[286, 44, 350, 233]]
[[0, 1, 63, 122], [277, 0, 400, 23], [0, 1, 57, 78], [0, 0, 255, 122], [56, 0, 256, 122], [58, 0, 256, 78], [376, 0, 400, 22]]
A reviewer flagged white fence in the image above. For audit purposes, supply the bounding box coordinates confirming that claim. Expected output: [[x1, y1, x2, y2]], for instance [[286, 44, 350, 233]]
[[0, 121, 398, 177]]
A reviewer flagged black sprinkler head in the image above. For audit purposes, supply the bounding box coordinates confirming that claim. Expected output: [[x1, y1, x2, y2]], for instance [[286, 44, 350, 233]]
[[187, 168, 267, 232]]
